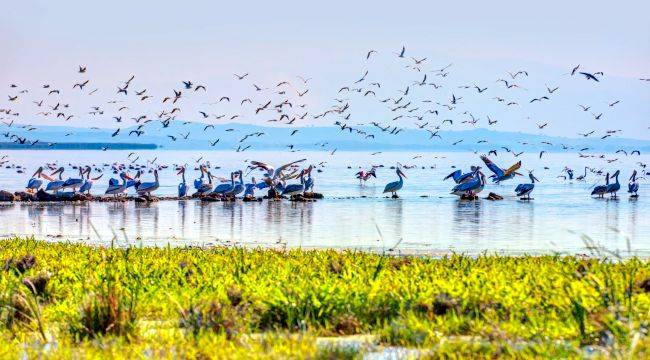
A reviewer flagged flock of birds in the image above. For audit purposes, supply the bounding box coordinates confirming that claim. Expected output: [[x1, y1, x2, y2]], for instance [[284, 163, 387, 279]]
[[12, 152, 641, 202], [1, 46, 648, 203]]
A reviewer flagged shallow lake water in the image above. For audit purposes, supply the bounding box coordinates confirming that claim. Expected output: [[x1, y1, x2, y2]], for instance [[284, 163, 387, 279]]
[[0, 150, 647, 256]]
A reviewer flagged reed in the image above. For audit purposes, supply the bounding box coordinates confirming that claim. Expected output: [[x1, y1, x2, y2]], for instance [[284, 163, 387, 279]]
[[1, 237, 650, 358]]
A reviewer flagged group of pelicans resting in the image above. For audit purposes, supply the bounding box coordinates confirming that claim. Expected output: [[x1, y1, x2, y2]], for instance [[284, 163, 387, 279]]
[[20, 155, 642, 201], [380, 155, 641, 200], [24, 159, 316, 200]]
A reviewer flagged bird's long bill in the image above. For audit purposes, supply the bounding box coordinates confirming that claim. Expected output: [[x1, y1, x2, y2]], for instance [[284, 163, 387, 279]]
[[123, 173, 133, 180], [515, 172, 524, 176], [32, 167, 42, 178], [40, 174, 55, 181], [92, 174, 104, 181], [50, 168, 63, 176], [399, 169, 407, 178], [177, 168, 184, 175]]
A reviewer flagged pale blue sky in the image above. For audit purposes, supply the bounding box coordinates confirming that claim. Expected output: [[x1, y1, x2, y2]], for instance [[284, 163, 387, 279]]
[[2, 0, 649, 139]]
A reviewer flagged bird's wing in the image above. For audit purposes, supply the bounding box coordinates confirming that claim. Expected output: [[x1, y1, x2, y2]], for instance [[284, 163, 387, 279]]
[[480, 155, 504, 177], [504, 161, 522, 176], [274, 159, 307, 178]]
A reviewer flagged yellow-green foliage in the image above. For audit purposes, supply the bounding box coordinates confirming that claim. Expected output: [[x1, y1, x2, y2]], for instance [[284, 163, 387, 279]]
[[1, 238, 650, 359]]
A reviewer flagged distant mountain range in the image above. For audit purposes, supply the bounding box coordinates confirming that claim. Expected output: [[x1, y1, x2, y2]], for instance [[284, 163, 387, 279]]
[[3, 122, 649, 152]]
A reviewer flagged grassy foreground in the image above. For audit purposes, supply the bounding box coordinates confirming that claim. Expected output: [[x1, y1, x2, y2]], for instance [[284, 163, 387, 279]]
[[1, 239, 650, 359]]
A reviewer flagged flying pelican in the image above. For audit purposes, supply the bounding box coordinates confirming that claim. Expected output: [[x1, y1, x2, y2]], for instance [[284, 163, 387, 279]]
[[105, 172, 131, 197], [136, 170, 159, 196], [282, 169, 306, 198], [605, 170, 621, 198], [480, 155, 522, 183], [177, 166, 188, 197], [247, 159, 307, 180], [451, 170, 486, 197], [45, 167, 66, 193], [383, 167, 406, 198], [591, 173, 610, 198], [79, 166, 103, 194], [515, 172, 539, 200], [628, 170, 639, 198]]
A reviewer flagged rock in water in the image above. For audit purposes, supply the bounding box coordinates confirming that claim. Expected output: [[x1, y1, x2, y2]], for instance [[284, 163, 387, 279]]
[[0, 190, 16, 202], [36, 189, 57, 201]]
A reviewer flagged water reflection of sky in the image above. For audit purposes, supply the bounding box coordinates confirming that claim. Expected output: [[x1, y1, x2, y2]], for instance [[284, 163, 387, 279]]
[[0, 150, 648, 256]]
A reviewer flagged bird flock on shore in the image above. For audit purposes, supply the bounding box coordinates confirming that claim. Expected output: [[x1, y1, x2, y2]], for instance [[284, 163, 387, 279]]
[[1, 46, 648, 201]]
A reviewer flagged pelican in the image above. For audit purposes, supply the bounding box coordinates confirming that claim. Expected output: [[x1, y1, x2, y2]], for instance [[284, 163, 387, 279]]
[[26, 166, 51, 192], [196, 170, 214, 195], [628, 170, 639, 197], [576, 167, 588, 182], [515, 172, 539, 200], [243, 177, 257, 200], [444, 166, 478, 184], [136, 170, 159, 196], [480, 155, 522, 183], [451, 170, 485, 197], [228, 170, 245, 197], [79, 166, 103, 194], [105, 172, 131, 197], [62, 167, 85, 192], [178, 166, 188, 197], [383, 167, 406, 198], [304, 166, 314, 193], [605, 170, 621, 198], [591, 173, 610, 198], [45, 167, 66, 193], [213, 172, 235, 195], [247, 159, 307, 180], [356, 167, 377, 185], [282, 169, 306, 198]]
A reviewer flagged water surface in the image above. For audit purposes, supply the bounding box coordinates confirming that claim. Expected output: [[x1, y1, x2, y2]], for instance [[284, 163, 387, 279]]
[[0, 150, 647, 256]]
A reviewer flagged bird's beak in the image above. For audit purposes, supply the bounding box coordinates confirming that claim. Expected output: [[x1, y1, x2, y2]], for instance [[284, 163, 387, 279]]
[[124, 173, 133, 180], [515, 172, 524, 176], [50, 168, 62, 176], [41, 174, 55, 181], [177, 168, 184, 175]]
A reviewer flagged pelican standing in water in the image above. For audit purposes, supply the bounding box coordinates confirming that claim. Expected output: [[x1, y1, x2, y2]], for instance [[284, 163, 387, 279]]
[[282, 169, 306, 198], [383, 167, 406, 198], [177, 166, 188, 197], [515, 171, 539, 200], [213, 171, 235, 196], [105, 172, 131, 197], [444, 166, 478, 184], [228, 170, 245, 197], [591, 173, 610, 198], [45, 167, 66, 194], [605, 170, 621, 198], [194, 166, 213, 195], [26, 166, 51, 192], [451, 169, 485, 198], [303, 165, 314, 193], [136, 169, 159, 196], [79, 166, 103, 194], [356, 167, 377, 186], [628, 170, 639, 198]]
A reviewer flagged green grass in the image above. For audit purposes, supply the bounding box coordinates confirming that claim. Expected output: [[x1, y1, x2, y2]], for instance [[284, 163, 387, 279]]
[[1, 238, 650, 359]]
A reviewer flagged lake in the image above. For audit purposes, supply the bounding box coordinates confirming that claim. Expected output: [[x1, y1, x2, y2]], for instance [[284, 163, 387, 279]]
[[0, 150, 647, 256]]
